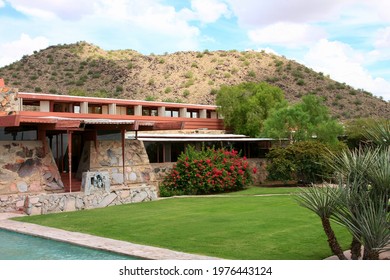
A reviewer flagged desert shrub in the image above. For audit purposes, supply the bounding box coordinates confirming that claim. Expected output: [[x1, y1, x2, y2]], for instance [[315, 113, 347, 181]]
[[159, 146, 254, 196], [266, 141, 344, 184]]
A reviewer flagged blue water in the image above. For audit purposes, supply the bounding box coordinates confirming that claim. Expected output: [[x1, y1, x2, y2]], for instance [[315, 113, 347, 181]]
[[0, 229, 140, 260]]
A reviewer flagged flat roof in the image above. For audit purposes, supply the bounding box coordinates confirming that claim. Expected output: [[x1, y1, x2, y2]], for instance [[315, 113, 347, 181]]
[[18, 92, 219, 110], [129, 132, 274, 142]]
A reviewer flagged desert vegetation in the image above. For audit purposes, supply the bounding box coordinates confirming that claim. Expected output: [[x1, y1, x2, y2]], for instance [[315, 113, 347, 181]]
[[0, 41, 388, 119]]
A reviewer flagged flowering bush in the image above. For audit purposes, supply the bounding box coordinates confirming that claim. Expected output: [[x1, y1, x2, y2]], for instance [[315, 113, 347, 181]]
[[159, 146, 254, 196]]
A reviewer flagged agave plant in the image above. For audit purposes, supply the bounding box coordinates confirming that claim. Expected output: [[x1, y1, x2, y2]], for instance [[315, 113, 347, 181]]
[[296, 186, 347, 260]]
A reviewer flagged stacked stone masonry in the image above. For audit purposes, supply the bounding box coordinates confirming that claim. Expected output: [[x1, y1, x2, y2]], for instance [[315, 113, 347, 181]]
[[0, 185, 157, 215], [0, 141, 64, 194]]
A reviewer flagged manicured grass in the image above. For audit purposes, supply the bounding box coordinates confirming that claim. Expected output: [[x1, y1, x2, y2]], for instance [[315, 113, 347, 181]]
[[14, 194, 351, 260], [225, 186, 301, 195]]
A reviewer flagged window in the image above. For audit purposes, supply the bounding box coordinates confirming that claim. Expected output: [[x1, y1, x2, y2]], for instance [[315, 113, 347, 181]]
[[142, 107, 158, 116], [186, 110, 199, 118], [145, 142, 164, 163], [165, 109, 179, 117], [88, 105, 102, 114], [127, 107, 134, 115]]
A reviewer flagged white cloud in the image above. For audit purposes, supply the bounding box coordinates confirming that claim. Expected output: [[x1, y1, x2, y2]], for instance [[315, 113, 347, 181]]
[[304, 39, 390, 101], [364, 0, 390, 23], [1, 1, 202, 54], [0, 34, 49, 67], [0, 0, 5, 8], [7, 0, 96, 20], [248, 22, 326, 47], [227, 0, 350, 27], [190, 0, 230, 23], [374, 26, 390, 49], [253, 48, 279, 55]]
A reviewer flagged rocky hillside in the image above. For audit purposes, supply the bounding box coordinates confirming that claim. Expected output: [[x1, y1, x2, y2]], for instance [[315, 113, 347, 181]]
[[0, 41, 388, 119]]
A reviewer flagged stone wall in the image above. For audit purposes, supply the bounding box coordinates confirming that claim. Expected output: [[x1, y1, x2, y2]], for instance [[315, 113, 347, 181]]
[[0, 185, 157, 215], [0, 141, 64, 195], [83, 140, 158, 188], [151, 162, 175, 182], [0, 86, 20, 113], [248, 158, 268, 185]]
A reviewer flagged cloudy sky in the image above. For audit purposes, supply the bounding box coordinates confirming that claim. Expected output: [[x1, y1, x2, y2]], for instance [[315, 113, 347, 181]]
[[1, 0, 389, 100]]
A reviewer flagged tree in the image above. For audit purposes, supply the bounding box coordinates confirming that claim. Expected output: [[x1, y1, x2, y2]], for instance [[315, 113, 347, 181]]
[[296, 187, 347, 260], [216, 82, 287, 137], [263, 95, 344, 145], [344, 118, 389, 148]]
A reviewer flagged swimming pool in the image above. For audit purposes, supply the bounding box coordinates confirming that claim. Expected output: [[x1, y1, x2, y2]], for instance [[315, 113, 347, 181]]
[[0, 229, 140, 260]]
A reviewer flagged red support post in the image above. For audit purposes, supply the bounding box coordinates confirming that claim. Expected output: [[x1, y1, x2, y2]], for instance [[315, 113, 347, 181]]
[[67, 130, 73, 193], [122, 129, 126, 185]]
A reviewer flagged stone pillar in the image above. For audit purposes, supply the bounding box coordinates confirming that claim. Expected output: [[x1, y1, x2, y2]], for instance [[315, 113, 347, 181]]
[[134, 105, 142, 116], [40, 101, 50, 112], [80, 102, 88, 114], [158, 106, 165, 117], [200, 109, 207, 118], [109, 103, 116, 115], [180, 107, 187, 118], [210, 111, 218, 119]]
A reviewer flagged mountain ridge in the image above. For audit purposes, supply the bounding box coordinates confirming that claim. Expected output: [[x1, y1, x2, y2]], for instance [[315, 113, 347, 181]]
[[0, 41, 388, 120]]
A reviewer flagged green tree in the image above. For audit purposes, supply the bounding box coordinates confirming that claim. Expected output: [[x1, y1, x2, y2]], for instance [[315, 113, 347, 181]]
[[216, 82, 287, 137], [344, 118, 388, 148], [263, 95, 343, 145]]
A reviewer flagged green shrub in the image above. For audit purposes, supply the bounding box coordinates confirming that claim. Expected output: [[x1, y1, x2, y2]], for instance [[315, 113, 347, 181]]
[[184, 71, 193, 79], [248, 70, 256, 78], [183, 89, 190, 97], [266, 141, 344, 184], [210, 88, 218, 95], [184, 79, 194, 88], [159, 146, 254, 196], [145, 95, 156, 101], [116, 85, 123, 93]]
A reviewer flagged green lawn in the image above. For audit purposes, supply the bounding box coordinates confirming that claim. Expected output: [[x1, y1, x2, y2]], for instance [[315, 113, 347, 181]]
[[225, 186, 301, 195], [14, 190, 351, 260], [17, 188, 351, 260]]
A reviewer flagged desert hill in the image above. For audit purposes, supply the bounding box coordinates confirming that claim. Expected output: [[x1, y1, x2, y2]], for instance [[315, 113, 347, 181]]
[[0, 41, 388, 119]]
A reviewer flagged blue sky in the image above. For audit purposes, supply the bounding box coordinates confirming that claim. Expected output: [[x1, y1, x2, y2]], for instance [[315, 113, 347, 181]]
[[1, 0, 390, 101]]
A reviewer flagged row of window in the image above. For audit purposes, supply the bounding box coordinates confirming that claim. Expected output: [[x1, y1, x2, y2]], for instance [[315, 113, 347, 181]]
[[50, 103, 214, 118], [144, 141, 271, 163]]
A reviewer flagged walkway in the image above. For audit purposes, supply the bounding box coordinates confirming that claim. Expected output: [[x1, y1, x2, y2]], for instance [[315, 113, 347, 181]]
[[0, 213, 221, 260]]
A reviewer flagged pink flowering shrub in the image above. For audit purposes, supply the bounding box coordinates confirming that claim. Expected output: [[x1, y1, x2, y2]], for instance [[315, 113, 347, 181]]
[[159, 146, 254, 196]]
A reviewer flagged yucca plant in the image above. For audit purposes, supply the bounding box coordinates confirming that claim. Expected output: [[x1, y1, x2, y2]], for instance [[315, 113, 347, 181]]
[[332, 191, 390, 260], [296, 186, 347, 260], [362, 119, 390, 148]]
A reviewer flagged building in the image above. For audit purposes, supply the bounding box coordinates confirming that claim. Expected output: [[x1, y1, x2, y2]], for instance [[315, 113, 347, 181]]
[[0, 79, 275, 214]]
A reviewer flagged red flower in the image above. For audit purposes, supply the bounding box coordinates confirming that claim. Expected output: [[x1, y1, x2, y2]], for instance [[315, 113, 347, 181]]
[[253, 167, 257, 174]]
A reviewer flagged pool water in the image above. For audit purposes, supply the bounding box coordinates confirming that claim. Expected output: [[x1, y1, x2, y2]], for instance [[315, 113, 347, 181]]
[[0, 229, 140, 260]]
